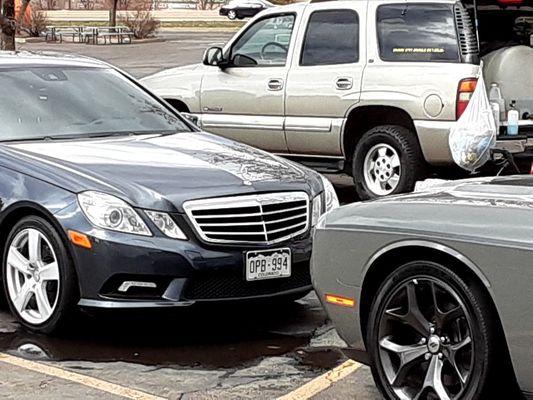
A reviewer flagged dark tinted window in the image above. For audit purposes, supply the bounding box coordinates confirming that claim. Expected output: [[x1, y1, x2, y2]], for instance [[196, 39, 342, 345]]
[[377, 4, 460, 62], [301, 10, 359, 66]]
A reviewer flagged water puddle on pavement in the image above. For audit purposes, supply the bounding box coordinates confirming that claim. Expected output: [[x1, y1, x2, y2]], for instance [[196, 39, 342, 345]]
[[0, 294, 344, 371]]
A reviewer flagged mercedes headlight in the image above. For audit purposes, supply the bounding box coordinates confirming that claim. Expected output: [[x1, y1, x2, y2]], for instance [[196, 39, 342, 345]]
[[145, 211, 187, 240], [311, 175, 339, 226], [320, 175, 339, 212], [78, 191, 151, 236]]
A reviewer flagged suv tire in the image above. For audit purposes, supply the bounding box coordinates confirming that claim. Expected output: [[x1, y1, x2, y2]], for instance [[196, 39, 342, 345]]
[[353, 125, 425, 200]]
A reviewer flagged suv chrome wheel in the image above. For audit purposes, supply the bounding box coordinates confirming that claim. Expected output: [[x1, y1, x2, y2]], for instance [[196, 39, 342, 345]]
[[377, 277, 474, 399], [5, 228, 60, 325], [363, 143, 401, 196], [228, 10, 237, 19]]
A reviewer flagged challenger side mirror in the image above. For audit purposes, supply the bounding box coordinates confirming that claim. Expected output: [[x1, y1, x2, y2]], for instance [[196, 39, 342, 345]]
[[203, 46, 224, 67]]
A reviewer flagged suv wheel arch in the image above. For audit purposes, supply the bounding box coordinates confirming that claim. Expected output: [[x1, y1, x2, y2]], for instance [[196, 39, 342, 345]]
[[343, 106, 419, 167], [164, 98, 190, 113]]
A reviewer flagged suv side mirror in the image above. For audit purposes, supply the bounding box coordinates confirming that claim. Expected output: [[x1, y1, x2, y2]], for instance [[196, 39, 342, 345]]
[[203, 46, 224, 66]]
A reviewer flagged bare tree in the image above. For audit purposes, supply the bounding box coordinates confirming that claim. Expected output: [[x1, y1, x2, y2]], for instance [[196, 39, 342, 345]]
[[109, 0, 118, 26], [16, 0, 31, 29], [1, 0, 16, 50]]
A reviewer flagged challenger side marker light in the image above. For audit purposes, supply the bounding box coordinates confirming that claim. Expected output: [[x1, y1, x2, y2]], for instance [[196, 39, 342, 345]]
[[68, 230, 92, 249], [325, 293, 356, 308]]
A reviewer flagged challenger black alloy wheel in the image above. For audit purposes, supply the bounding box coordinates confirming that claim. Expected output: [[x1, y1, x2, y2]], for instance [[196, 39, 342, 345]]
[[367, 261, 506, 400], [2, 216, 77, 334]]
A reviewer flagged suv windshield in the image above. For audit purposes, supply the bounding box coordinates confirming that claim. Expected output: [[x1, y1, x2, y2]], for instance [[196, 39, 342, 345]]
[[0, 66, 190, 142], [377, 4, 460, 62]]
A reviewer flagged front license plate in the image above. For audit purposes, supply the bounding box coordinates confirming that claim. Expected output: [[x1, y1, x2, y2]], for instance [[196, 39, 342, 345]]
[[245, 248, 291, 281]]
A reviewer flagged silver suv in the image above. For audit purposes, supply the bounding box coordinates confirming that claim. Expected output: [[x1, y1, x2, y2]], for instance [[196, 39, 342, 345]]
[[142, 0, 482, 199]]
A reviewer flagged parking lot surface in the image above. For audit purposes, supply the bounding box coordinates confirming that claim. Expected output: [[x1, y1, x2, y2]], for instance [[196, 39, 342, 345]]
[[0, 32, 380, 400]]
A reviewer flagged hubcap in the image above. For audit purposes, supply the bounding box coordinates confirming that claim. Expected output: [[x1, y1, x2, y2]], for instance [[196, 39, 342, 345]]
[[5, 228, 60, 325], [363, 143, 401, 196], [377, 277, 474, 400], [228, 10, 236, 19]]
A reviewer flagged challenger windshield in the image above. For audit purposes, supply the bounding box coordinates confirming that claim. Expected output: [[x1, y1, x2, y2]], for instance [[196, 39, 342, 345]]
[[0, 66, 191, 142]]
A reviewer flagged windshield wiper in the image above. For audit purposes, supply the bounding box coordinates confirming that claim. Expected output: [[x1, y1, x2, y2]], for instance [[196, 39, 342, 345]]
[[0, 130, 185, 143]]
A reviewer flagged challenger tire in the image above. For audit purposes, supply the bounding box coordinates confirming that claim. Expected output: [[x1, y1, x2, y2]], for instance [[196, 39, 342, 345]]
[[367, 261, 512, 399]]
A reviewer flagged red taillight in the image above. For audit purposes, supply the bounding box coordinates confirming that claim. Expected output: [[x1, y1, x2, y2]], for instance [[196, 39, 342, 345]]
[[456, 78, 478, 119], [498, 0, 524, 5]]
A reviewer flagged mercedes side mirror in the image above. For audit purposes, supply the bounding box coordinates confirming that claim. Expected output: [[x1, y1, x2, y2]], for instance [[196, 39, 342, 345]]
[[203, 46, 224, 67], [182, 112, 199, 127]]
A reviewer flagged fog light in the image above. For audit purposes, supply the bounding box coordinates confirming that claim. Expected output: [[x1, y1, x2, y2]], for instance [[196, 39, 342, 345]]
[[118, 281, 157, 292]]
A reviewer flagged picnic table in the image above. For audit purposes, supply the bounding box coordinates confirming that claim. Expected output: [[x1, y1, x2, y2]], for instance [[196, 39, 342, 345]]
[[45, 26, 134, 45]]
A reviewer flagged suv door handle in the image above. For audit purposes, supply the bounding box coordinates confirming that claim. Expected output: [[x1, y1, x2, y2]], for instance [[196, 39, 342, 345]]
[[267, 78, 284, 91], [335, 77, 353, 90]]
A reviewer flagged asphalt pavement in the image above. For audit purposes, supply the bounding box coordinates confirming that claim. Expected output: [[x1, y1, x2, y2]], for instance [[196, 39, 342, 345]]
[[0, 31, 380, 400]]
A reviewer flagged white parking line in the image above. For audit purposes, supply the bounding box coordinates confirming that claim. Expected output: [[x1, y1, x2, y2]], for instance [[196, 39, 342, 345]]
[[0, 352, 165, 400], [277, 359, 362, 400]]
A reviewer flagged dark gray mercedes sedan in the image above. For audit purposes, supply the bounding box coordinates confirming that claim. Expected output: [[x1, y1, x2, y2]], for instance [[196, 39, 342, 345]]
[[0, 51, 338, 334], [312, 176, 533, 400]]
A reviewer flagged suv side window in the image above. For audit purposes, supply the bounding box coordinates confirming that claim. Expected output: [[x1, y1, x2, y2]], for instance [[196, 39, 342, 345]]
[[230, 14, 295, 67], [300, 9, 359, 66], [377, 4, 460, 62]]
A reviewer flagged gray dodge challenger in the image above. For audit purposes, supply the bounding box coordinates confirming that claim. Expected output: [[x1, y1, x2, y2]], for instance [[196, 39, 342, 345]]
[[312, 176, 533, 400]]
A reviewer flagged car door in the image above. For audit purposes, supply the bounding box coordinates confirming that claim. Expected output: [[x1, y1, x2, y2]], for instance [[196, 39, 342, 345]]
[[200, 13, 298, 152], [284, 3, 367, 156]]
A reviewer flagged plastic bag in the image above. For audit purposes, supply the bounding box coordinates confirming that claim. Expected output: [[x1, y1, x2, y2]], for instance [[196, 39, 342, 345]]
[[449, 72, 497, 172]]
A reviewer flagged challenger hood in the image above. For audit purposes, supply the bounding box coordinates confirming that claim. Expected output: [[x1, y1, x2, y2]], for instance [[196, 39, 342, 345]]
[[2, 132, 318, 212]]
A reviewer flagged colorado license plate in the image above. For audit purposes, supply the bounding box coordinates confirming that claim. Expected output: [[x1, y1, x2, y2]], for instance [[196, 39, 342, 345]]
[[245, 248, 291, 281]]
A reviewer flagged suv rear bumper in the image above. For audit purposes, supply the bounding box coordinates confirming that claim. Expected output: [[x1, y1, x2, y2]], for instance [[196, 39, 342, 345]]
[[414, 120, 456, 166], [415, 120, 533, 167]]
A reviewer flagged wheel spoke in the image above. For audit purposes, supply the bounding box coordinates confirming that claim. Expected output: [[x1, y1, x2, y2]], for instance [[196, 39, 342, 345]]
[[388, 174, 400, 189], [378, 147, 387, 157], [34, 283, 52, 319], [7, 247, 30, 275], [27, 229, 41, 264], [40, 261, 59, 281], [380, 336, 427, 386], [405, 281, 431, 336], [12, 280, 33, 312], [441, 334, 471, 389], [390, 153, 400, 168], [422, 355, 451, 400]]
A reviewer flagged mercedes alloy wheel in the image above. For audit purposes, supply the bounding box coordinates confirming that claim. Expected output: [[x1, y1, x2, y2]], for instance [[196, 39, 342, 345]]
[[2, 216, 77, 333]]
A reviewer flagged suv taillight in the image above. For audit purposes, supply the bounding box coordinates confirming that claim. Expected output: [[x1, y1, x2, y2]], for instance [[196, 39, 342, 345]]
[[456, 78, 478, 119]]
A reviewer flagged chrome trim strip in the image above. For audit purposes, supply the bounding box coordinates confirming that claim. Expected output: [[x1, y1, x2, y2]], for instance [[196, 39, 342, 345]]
[[183, 192, 310, 245], [78, 299, 195, 308], [201, 114, 284, 131], [359, 239, 492, 289]]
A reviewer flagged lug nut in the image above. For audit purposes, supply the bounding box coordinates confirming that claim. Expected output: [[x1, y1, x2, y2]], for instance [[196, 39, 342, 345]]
[[425, 353, 431, 360], [438, 353, 443, 359], [420, 338, 427, 344]]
